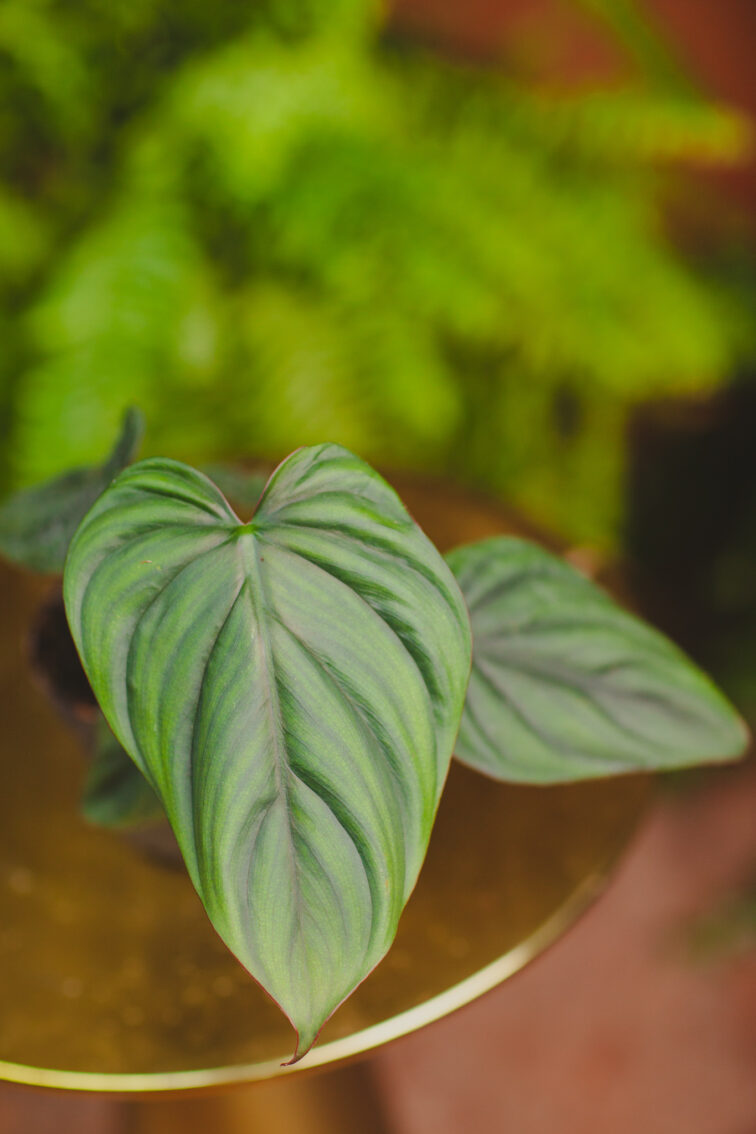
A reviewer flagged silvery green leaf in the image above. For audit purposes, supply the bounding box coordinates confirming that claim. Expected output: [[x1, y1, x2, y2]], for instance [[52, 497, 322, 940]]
[[0, 407, 144, 573], [64, 444, 471, 1060], [447, 537, 748, 783]]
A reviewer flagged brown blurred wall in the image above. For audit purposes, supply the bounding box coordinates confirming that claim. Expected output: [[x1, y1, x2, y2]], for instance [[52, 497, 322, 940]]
[[392, 0, 756, 221]]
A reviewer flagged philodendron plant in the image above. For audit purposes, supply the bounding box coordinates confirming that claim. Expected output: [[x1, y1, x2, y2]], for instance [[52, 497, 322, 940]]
[[0, 411, 749, 1062]]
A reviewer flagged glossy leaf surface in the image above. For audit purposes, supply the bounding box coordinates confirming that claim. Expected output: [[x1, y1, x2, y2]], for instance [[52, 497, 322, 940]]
[[64, 444, 471, 1059], [447, 537, 748, 783], [0, 408, 143, 573]]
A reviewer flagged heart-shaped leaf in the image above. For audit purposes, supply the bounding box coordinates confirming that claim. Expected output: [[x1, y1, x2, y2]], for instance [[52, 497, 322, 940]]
[[0, 407, 143, 573], [64, 444, 471, 1060], [447, 537, 748, 783]]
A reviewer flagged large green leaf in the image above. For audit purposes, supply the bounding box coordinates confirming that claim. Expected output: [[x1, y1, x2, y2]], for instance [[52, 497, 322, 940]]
[[64, 444, 471, 1060], [0, 407, 143, 573], [447, 537, 748, 782]]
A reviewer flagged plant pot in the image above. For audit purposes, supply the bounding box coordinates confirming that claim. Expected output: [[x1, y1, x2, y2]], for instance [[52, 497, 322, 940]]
[[0, 474, 649, 1098]]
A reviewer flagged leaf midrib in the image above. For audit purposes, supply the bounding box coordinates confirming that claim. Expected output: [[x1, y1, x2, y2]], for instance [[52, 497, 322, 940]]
[[478, 649, 712, 745], [236, 531, 308, 969]]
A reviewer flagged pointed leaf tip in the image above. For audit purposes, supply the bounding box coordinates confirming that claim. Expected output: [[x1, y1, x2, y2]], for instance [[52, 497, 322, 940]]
[[447, 536, 749, 784]]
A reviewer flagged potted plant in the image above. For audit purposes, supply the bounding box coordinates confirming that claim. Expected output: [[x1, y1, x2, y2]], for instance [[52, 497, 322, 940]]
[[0, 410, 747, 1065]]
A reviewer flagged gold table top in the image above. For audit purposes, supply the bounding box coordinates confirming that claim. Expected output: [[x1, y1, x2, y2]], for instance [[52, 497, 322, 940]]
[[0, 478, 648, 1092]]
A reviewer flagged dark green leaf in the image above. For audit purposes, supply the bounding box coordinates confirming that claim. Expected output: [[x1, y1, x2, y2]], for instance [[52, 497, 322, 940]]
[[447, 537, 749, 783], [64, 444, 471, 1060], [0, 408, 144, 573], [82, 715, 164, 829]]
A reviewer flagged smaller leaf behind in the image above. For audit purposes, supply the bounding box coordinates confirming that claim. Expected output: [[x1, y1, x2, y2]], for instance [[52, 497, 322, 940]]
[[0, 407, 144, 573], [199, 463, 269, 513], [447, 537, 749, 783], [82, 715, 164, 829]]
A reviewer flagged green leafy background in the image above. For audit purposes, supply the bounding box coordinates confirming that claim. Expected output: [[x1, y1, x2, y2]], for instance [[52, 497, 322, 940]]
[[1, 0, 754, 552]]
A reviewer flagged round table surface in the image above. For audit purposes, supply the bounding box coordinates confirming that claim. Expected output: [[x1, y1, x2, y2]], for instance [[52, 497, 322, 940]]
[[0, 476, 649, 1092]]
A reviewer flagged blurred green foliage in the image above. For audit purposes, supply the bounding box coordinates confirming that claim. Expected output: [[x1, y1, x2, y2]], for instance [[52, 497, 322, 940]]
[[1, 0, 752, 544]]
